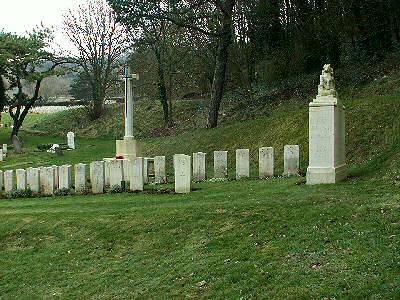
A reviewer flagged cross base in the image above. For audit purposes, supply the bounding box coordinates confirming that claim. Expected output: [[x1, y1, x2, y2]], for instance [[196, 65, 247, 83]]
[[116, 136, 141, 161]]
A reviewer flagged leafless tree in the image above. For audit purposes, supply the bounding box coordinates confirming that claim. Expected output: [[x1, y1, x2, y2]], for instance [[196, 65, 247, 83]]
[[63, 0, 129, 119]]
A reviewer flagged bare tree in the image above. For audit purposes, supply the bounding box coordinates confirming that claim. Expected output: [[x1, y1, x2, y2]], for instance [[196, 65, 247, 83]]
[[108, 0, 237, 128], [63, 0, 129, 119]]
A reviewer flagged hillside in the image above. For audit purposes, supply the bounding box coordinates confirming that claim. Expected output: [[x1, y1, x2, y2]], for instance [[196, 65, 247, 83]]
[[11, 64, 398, 180]]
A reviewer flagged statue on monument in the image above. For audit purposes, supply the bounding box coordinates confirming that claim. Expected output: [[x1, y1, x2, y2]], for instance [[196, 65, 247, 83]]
[[317, 64, 337, 98]]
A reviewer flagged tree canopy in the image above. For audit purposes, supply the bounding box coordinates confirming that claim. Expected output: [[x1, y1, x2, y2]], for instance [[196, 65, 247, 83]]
[[0, 28, 65, 138]]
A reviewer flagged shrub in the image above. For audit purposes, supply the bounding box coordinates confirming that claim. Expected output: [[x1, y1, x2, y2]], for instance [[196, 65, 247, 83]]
[[6, 188, 33, 199], [109, 185, 124, 194], [37, 144, 53, 151], [54, 188, 72, 196]]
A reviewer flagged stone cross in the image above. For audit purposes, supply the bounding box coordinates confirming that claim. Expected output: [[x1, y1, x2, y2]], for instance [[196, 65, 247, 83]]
[[121, 65, 139, 138]]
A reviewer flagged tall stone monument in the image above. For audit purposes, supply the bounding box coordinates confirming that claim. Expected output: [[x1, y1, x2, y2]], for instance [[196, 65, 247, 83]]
[[115, 65, 141, 161], [307, 64, 346, 184]]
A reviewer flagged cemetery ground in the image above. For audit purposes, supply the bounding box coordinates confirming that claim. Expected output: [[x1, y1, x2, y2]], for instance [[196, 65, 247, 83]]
[[0, 174, 399, 298], [1, 78, 400, 297]]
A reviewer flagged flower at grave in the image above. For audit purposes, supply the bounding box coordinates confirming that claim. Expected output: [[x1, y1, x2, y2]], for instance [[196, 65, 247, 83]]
[[116, 156, 124, 159]]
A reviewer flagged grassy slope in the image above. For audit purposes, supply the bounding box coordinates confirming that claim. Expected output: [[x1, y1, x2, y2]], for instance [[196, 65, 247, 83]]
[[0, 178, 399, 298], [1, 89, 399, 179]]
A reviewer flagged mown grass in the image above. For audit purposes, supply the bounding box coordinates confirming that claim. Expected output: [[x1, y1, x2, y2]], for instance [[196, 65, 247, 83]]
[[0, 178, 399, 298]]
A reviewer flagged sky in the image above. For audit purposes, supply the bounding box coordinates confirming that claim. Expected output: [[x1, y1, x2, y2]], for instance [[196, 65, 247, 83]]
[[0, 0, 85, 51]]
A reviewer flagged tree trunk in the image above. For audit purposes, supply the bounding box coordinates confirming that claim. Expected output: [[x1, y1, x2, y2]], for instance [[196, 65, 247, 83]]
[[90, 83, 105, 120], [206, 0, 235, 128], [154, 47, 170, 127], [11, 121, 21, 138], [0, 76, 5, 125]]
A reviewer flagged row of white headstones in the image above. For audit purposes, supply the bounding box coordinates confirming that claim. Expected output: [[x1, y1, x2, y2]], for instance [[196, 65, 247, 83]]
[[0, 145, 300, 195]]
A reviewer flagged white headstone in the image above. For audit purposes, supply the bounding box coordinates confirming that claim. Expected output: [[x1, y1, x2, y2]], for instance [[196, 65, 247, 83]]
[[67, 132, 75, 149], [214, 151, 228, 178], [283, 145, 300, 176], [27, 168, 40, 193], [52, 165, 59, 189], [109, 159, 124, 188], [90, 161, 105, 194], [143, 158, 155, 184], [236, 149, 250, 179], [41, 167, 55, 195], [122, 159, 131, 183], [154, 156, 167, 184], [75, 163, 87, 193], [4, 170, 13, 192], [2, 144, 7, 154], [193, 152, 206, 182], [259, 147, 274, 178], [0, 149, 3, 162], [307, 64, 347, 184], [174, 154, 191, 194], [59, 165, 72, 190], [0, 170, 3, 192], [130, 157, 144, 191], [16, 169, 27, 190], [104, 158, 114, 186]]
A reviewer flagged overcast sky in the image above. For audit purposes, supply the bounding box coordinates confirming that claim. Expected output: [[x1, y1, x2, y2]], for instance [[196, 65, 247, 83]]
[[0, 0, 85, 50]]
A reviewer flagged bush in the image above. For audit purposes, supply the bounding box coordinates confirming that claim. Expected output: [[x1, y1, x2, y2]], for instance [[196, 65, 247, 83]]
[[37, 144, 53, 151], [6, 188, 33, 199], [54, 188, 72, 196], [109, 185, 124, 194]]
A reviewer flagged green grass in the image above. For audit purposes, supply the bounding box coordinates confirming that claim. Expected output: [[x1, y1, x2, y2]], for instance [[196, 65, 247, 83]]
[[0, 178, 399, 298]]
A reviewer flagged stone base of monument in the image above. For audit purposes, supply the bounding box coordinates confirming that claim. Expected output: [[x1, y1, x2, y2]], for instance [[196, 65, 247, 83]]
[[115, 137, 141, 161], [306, 165, 347, 185], [306, 64, 347, 185]]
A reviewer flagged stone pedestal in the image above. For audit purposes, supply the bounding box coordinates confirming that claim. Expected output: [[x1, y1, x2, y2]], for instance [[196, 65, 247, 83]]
[[115, 137, 141, 162], [307, 65, 346, 185]]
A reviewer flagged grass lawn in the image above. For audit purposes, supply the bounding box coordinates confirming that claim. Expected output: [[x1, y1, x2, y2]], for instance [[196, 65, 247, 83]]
[[0, 177, 399, 298]]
